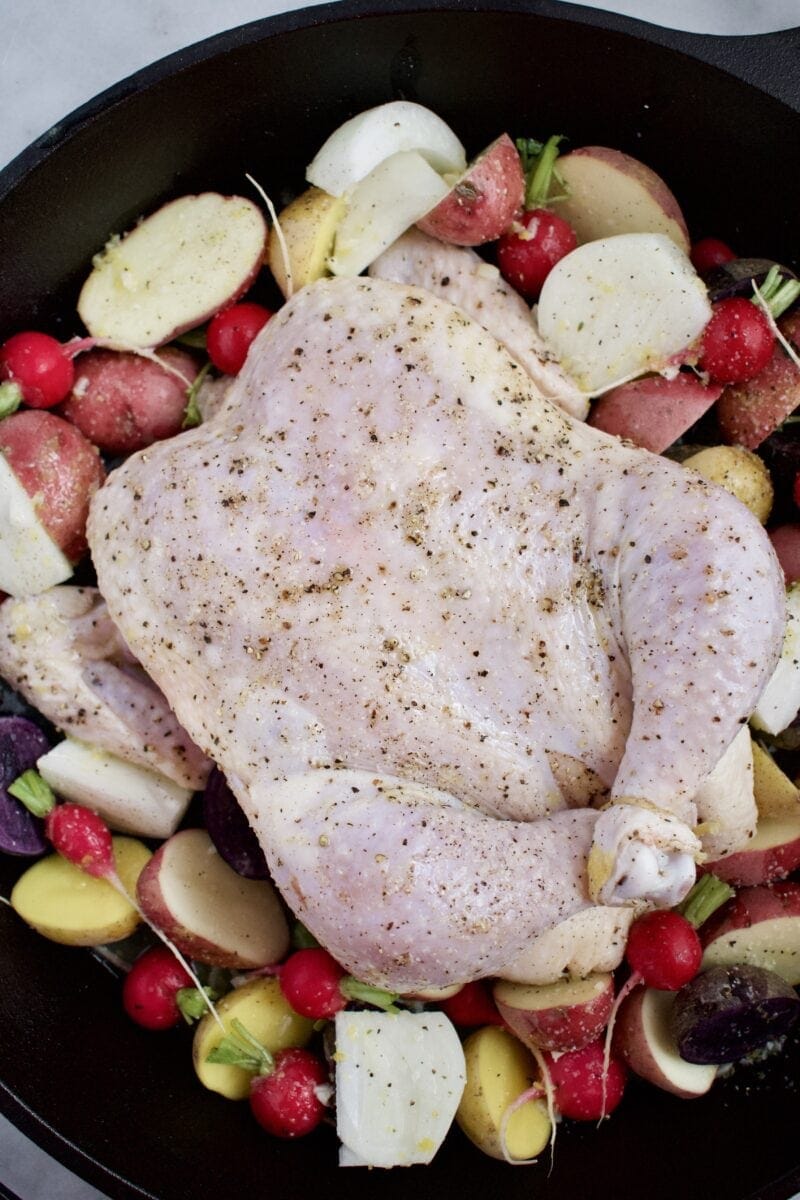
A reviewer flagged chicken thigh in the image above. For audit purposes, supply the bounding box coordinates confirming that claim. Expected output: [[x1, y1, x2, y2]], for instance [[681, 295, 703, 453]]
[[88, 275, 784, 990]]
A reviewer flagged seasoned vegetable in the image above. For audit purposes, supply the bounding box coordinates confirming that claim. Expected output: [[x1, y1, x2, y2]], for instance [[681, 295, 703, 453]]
[[62, 347, 199, 454], [417, 133, 524, 247], [10, 836, 151, 945], [669, 963, 800, 1064], [192, 976, 313, 1099], [136, 828, 289, 968], [682, 445, 774, 523], [0, 409, 105, 563], [202, 768, 268, 879], [0, 717, 50, 855]]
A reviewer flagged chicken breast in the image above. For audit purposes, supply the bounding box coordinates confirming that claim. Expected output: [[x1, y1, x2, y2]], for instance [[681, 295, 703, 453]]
[[370, 228, 590, 420], [88, 275, 784, 989]]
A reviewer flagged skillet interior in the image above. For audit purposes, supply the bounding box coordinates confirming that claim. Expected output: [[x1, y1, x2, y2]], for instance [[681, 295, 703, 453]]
[[1, 4, 799, 1198]]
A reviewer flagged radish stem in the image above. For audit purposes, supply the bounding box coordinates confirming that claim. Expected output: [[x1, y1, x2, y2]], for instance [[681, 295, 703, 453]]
[[677, 873, 734, 928], [246, 173, 293, 299]]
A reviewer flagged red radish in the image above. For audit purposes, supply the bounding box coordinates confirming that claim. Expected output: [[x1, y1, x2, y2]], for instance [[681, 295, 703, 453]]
[[497, 208, 576, 300], [624, 910, 702, 991], [206, 303, 272, 375], [440, 980, 505, 1028], [123, 945, 194, 1030], [698, 298, 774, 384], [545, 1039, 627, 1120], [207, 1016, 329, 1138], [249, 1046, 329, 1138], [279, 946, 398, 1019], [44, 802, 115, 879], [0, 331, 75, 409], [280, 947, 346, 1018], [691, 237, 735, 275]]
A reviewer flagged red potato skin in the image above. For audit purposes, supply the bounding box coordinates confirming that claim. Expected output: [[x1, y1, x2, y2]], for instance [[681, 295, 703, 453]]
[[0, 410, 105, 562], [60, 347, 199, 455], [493, 974, 614, 1052], [558, 146, 690, 252], [703, 824, 800, 887], [416, 133, 524, 246], [716, 311, 800, 449], [768, 524, 800, 585], [701, 882, 800, 946], [612, 988, 713, 1099], [135, 835, 280, 970], [587, 373, 723, 453]]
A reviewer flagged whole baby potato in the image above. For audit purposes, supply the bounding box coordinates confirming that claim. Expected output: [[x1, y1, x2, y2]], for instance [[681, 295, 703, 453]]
[[62, 347, 199, 455], [683, 444, 774, 524]]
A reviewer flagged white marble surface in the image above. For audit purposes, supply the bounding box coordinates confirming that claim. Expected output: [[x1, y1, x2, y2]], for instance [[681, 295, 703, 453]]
[[0, 2, 798, 1199]]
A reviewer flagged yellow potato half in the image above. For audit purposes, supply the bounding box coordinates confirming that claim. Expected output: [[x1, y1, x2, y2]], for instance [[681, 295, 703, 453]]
[[683, 445, 774, 524], [457, 1025, 551, 1161], [268, 187, 345, 299], [193, 976, 313, 1099], [752, 739, 800, 818], [11, 837, 151, 946]]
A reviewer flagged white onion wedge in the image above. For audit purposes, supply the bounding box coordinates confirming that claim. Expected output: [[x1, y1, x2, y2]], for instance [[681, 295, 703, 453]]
[[328, 151, 449, 277], [751, 582, 800, 735], [0, 454, 72, 596], [37, 738, 193, 840], [307, 100, 466, 197], [78, 193, 267, 348], [335, 1010, 465, 1167], [537, 233, 711, 396]]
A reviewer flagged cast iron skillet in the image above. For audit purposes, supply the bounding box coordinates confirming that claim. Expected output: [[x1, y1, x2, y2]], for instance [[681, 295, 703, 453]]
[[1, 3, 799, 1198]]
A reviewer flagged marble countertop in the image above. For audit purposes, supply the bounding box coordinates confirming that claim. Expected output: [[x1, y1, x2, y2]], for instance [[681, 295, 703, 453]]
[[0, 2, 797, 1198]]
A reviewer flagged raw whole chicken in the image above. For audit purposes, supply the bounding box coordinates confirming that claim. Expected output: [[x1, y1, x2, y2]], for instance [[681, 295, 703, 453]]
[[88, 274, 784, 991]]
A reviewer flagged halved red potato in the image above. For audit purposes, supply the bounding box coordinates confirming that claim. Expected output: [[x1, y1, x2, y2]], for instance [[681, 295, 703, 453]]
[[493, 972, 614, 1052], [769, 524, 800, 585], [61, 347, 199, 455], [136, 827, 289, 968], [701, 882, 800, 985], [587, 373, 722, 453], [78, 193, 267, 349], [552, 146, 690, 252], [0, 409, 105, 564], [703, 811, 800, 886], [613, 987, 716, 1098], [716, 310, 800, 449], [416, 134, 524, 246]]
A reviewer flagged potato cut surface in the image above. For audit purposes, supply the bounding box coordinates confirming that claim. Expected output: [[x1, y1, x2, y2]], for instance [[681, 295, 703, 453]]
[[78, 193, 266, 348], [193, 976, 313, 1098], [11, 837, 151, 945]]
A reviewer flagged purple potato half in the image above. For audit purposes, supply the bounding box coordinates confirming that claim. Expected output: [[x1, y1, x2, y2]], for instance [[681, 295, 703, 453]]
[[0, 716, 51, 856], [202, 767, 268, 879], [670, 963, 800, 1064]]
